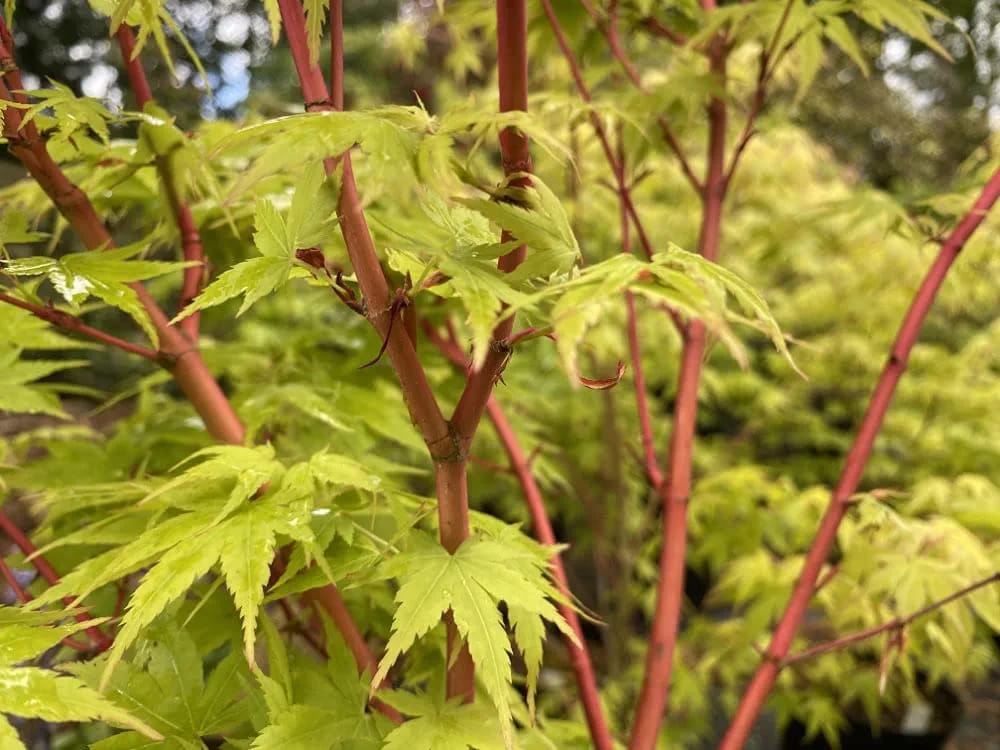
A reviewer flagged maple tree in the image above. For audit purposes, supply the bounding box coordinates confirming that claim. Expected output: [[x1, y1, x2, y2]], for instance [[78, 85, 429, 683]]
[[1, 1, 998, 749]]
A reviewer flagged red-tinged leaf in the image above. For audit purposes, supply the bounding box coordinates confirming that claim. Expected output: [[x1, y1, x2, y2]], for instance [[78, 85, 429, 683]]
[[578, 361, 626, 390]]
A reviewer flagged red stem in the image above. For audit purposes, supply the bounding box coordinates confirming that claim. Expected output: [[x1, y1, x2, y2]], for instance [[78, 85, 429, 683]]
[[640, 16, 688, 45], [301, 585, 403, 723], [329, 0, 344, 111], [539, 0, 656, 260], [446, 1, 537, 698], [426, 322, 614, 748], [277, 598, 327, 657], [278, 0, 474, 697], [0, 509, 112, 650], [450, 0, 533, 451], [625, 292, 661, 489], [0, 554, 93, 652], [617, 132, 664, 490], [0, 292, 159, 360], [783, 572, 999, 666], [277, 0, 451, 459], [538, 0, 685, 337], [629, 37, 729, 750], [116, 25, 205, 340], [4, 12, 383, 697], [0, 555, 32, 604], [0, 63, 243, 444], [577, 0, 701, 193], [719, 165, 1000, 749], [724, 0, 794, 187], [486, 397, 615, 750]]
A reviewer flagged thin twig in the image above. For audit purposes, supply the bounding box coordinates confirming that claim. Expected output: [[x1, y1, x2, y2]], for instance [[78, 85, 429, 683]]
[[577, 0, 702, 193], [723, 0, 794, 187], [640, 16, 688, 45], [615, 131, 664, 489], [538, 1, 686, 339], [539, 0, 655, 258], [0, 509, 112, 650], [783, 572, 1000, 666], [0, 292, 160, 360], [0, 555, 93, 652], [116, 25, 206, 340]]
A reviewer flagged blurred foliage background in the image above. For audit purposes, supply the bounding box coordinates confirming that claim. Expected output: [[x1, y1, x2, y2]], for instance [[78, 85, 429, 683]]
[[6, 0, 1000, 186]]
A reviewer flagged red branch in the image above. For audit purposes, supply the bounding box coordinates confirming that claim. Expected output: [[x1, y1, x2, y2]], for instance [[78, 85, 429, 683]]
[[626, 293, 661, 488], [427, 324, 615, 750], [0, 292, 159, 360], [0, 554, 92, 652], [277, 0, 450, 460], [629, 36, 729, 750], [277, 0, 474, 698], [617, 133, 663, 490], [0, 509, 111, 650], [116, 26, 206, 340], [0, 555, 31, 604], [329, 0, 344, 110], [486, 398, 615, 749], [724, 0, 794, 187], [4, 12, 385, 703], [301, 584, 403, 723], [0, 30, 243, 445], [718, 165, 1000, 749], [640, 17, 688, 45], [783, 572, 1000, 667], [451, 0, 533, 453], [538, 0, 656, 259], [538, 0, 685, 338], [577, 0, 702, 193]]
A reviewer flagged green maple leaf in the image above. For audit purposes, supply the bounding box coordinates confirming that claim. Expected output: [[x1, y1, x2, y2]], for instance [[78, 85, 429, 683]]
[[379, 691, 505, 750], [373, 533, 575, 749], [0, 349, 87, 417], [0, 666, 161, 744], [0, 610, 157, 744], [2, 244, 192, 347], [219, 501, 282, 663]]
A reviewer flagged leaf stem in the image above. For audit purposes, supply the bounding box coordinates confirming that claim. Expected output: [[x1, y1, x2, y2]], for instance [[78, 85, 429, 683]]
[[718, 164, 1000, 749]]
